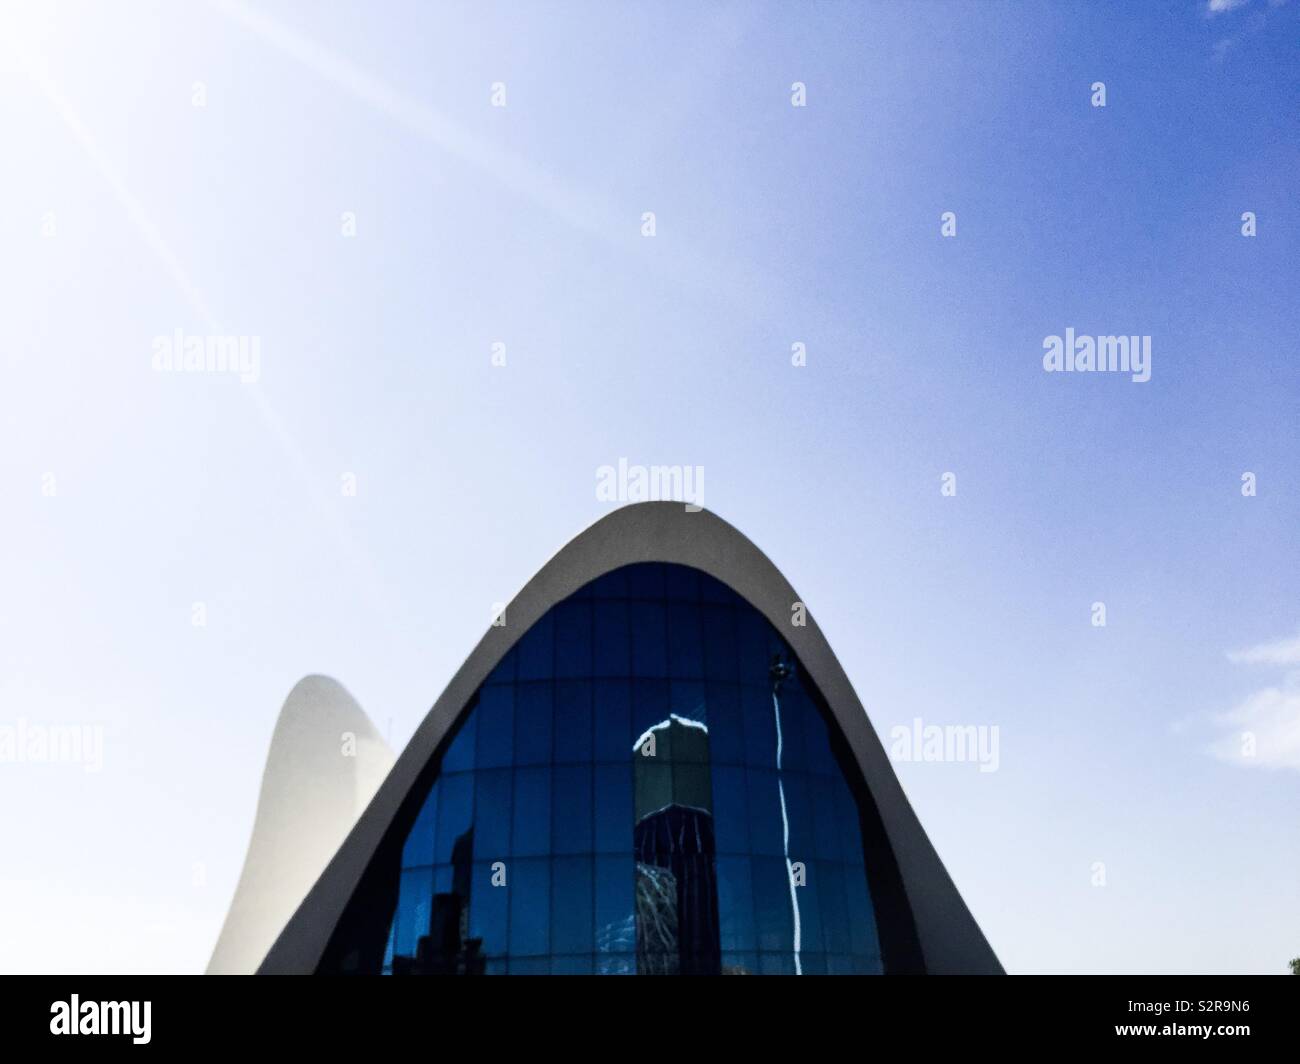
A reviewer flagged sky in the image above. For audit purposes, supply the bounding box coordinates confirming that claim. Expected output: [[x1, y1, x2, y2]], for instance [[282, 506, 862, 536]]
[[0, 0, 1296, 974]]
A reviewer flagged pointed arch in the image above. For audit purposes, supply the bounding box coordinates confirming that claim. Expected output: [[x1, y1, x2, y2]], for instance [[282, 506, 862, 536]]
[[258, 503, 1001, 974]]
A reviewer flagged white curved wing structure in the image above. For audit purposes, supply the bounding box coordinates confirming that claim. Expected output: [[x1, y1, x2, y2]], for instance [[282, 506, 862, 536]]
[[207, 676, 394, 974]]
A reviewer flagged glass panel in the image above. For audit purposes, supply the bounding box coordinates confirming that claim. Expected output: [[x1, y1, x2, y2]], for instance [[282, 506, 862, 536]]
[[704, 682, 744, 765], [474, 769, 512, 861], [795, 856, 825, 957], [551, 856, 594, 954], [516, 612, 553, 680], [552, 764, 592, 855], [475, 685, 514, 769], [595, 953, 635, 975], [742, 686, 777, 768], [513, 681, 552, 766], [710, 764, 750, 855], [391, 867, 433, 966], [842, 859, 879, 959], [745, 767, 785, 857], [351, 563, 891, 977], [433, 773, 473, 865], [721, 951, 759, 976], [550, 954, 594, 974], [511, 766, 552, 857], [594, 856, 635, 954], [592, 679, 630, 762], [814, 860, 849, 957], [592, 601, 629, 677], [630, 680, 669, 745], [624, 562, 664, 599], [716, 855, 755, 953], [701, 604, 738, 680], [468, 861, 508, 958], [553, 680, 592, 763], [508, 859, 550, 957], [663, 565, 698, 601], [593, 763, 632, 854], [400, 779, 439, 868], [587, 568, 627, 599], [554, 600, 592, 679], [751, 856, 795, 954], [665, 602, 704, 679], [812, 776, 845, 861], [442, 712, 477, 774], [629, 601, 667, 677]]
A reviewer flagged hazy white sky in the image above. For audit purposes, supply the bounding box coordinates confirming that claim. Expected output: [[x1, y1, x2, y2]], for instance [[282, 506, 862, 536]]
[[1, 0, 1297, 974]]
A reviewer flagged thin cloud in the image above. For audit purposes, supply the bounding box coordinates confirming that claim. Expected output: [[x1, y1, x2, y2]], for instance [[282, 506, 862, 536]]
[[1209, 630, 1300, 770], [1207, 675, 1300, 770], [1207, 0, 1250, 14], [1227, 632, 1300, 666]]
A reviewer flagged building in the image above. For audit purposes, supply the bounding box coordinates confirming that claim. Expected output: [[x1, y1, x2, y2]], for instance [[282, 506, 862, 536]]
[[239, 503, 1001, 974], [207, 676, 394, 974]]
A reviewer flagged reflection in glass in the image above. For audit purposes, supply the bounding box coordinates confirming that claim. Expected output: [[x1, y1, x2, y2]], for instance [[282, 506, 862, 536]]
[[632, 715, 720, 975], [337, 563, 886, 976]]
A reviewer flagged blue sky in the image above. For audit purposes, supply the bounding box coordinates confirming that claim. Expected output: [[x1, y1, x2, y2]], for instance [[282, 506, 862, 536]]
[[0, 0, 1296, 973]]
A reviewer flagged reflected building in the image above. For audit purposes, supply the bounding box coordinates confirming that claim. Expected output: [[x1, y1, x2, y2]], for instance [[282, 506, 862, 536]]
[[632, 715, 720, 974], [252, 504, 1003, 975]]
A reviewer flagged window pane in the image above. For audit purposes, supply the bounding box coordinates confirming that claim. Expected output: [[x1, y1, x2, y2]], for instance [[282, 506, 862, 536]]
[[554, 600, 592, 679], [592, 601, 629, 677], [551, 856, 594, 954], [630, 679, 669, 745], [553, 680, 592, 764], [508, 859, 550, 957], [705, 682, 744, 765], [552, 764, 592, 855], [710, 765, 750, 855], [664, 565, 698, 601], [751, 856, 795, 954], [593, 763, 632, 854], [716, 855, 755, 953], [400, 780, 439, 868], [781, 770, 816, 865], [743, 686, 777, 768], [629, 601, 667, 677], [701, 604, 738, 680], [551, 954, 594, 974], [734, 610, 772, 686], [842, 861, 879, 959], [442, 711, 477, 774], [511, 766, 552, 857], [350, 562, 891, 978], [475, 685, 514, 769], [812, 776, 845, 861], [814, 860, 849, 956], [666, 601, 704, 679], [624, 563, 664, 599], [794, 856, 825, 956], [587, 568, 627, 599], [593, 679, 631, 762], [434, 773, 474, 865], [516, 612, 553, 680], [514, 681, 553, 766], [594, 856, 635, 954], [745, 767, 785, 857], [474, 769, 512, 861], [469, 861, 508, 958], [392, 867, 433, 964]]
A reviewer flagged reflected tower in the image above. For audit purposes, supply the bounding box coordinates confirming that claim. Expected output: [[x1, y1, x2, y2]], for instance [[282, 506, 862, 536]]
[[632, 715, 721, 975]]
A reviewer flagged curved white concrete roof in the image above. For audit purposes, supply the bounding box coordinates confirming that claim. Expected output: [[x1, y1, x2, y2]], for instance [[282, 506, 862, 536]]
[[207, 675, 394, 974]]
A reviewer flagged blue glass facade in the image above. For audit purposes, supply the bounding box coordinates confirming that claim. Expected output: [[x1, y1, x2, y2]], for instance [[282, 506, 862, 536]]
[[326, 563, 888, 974]]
